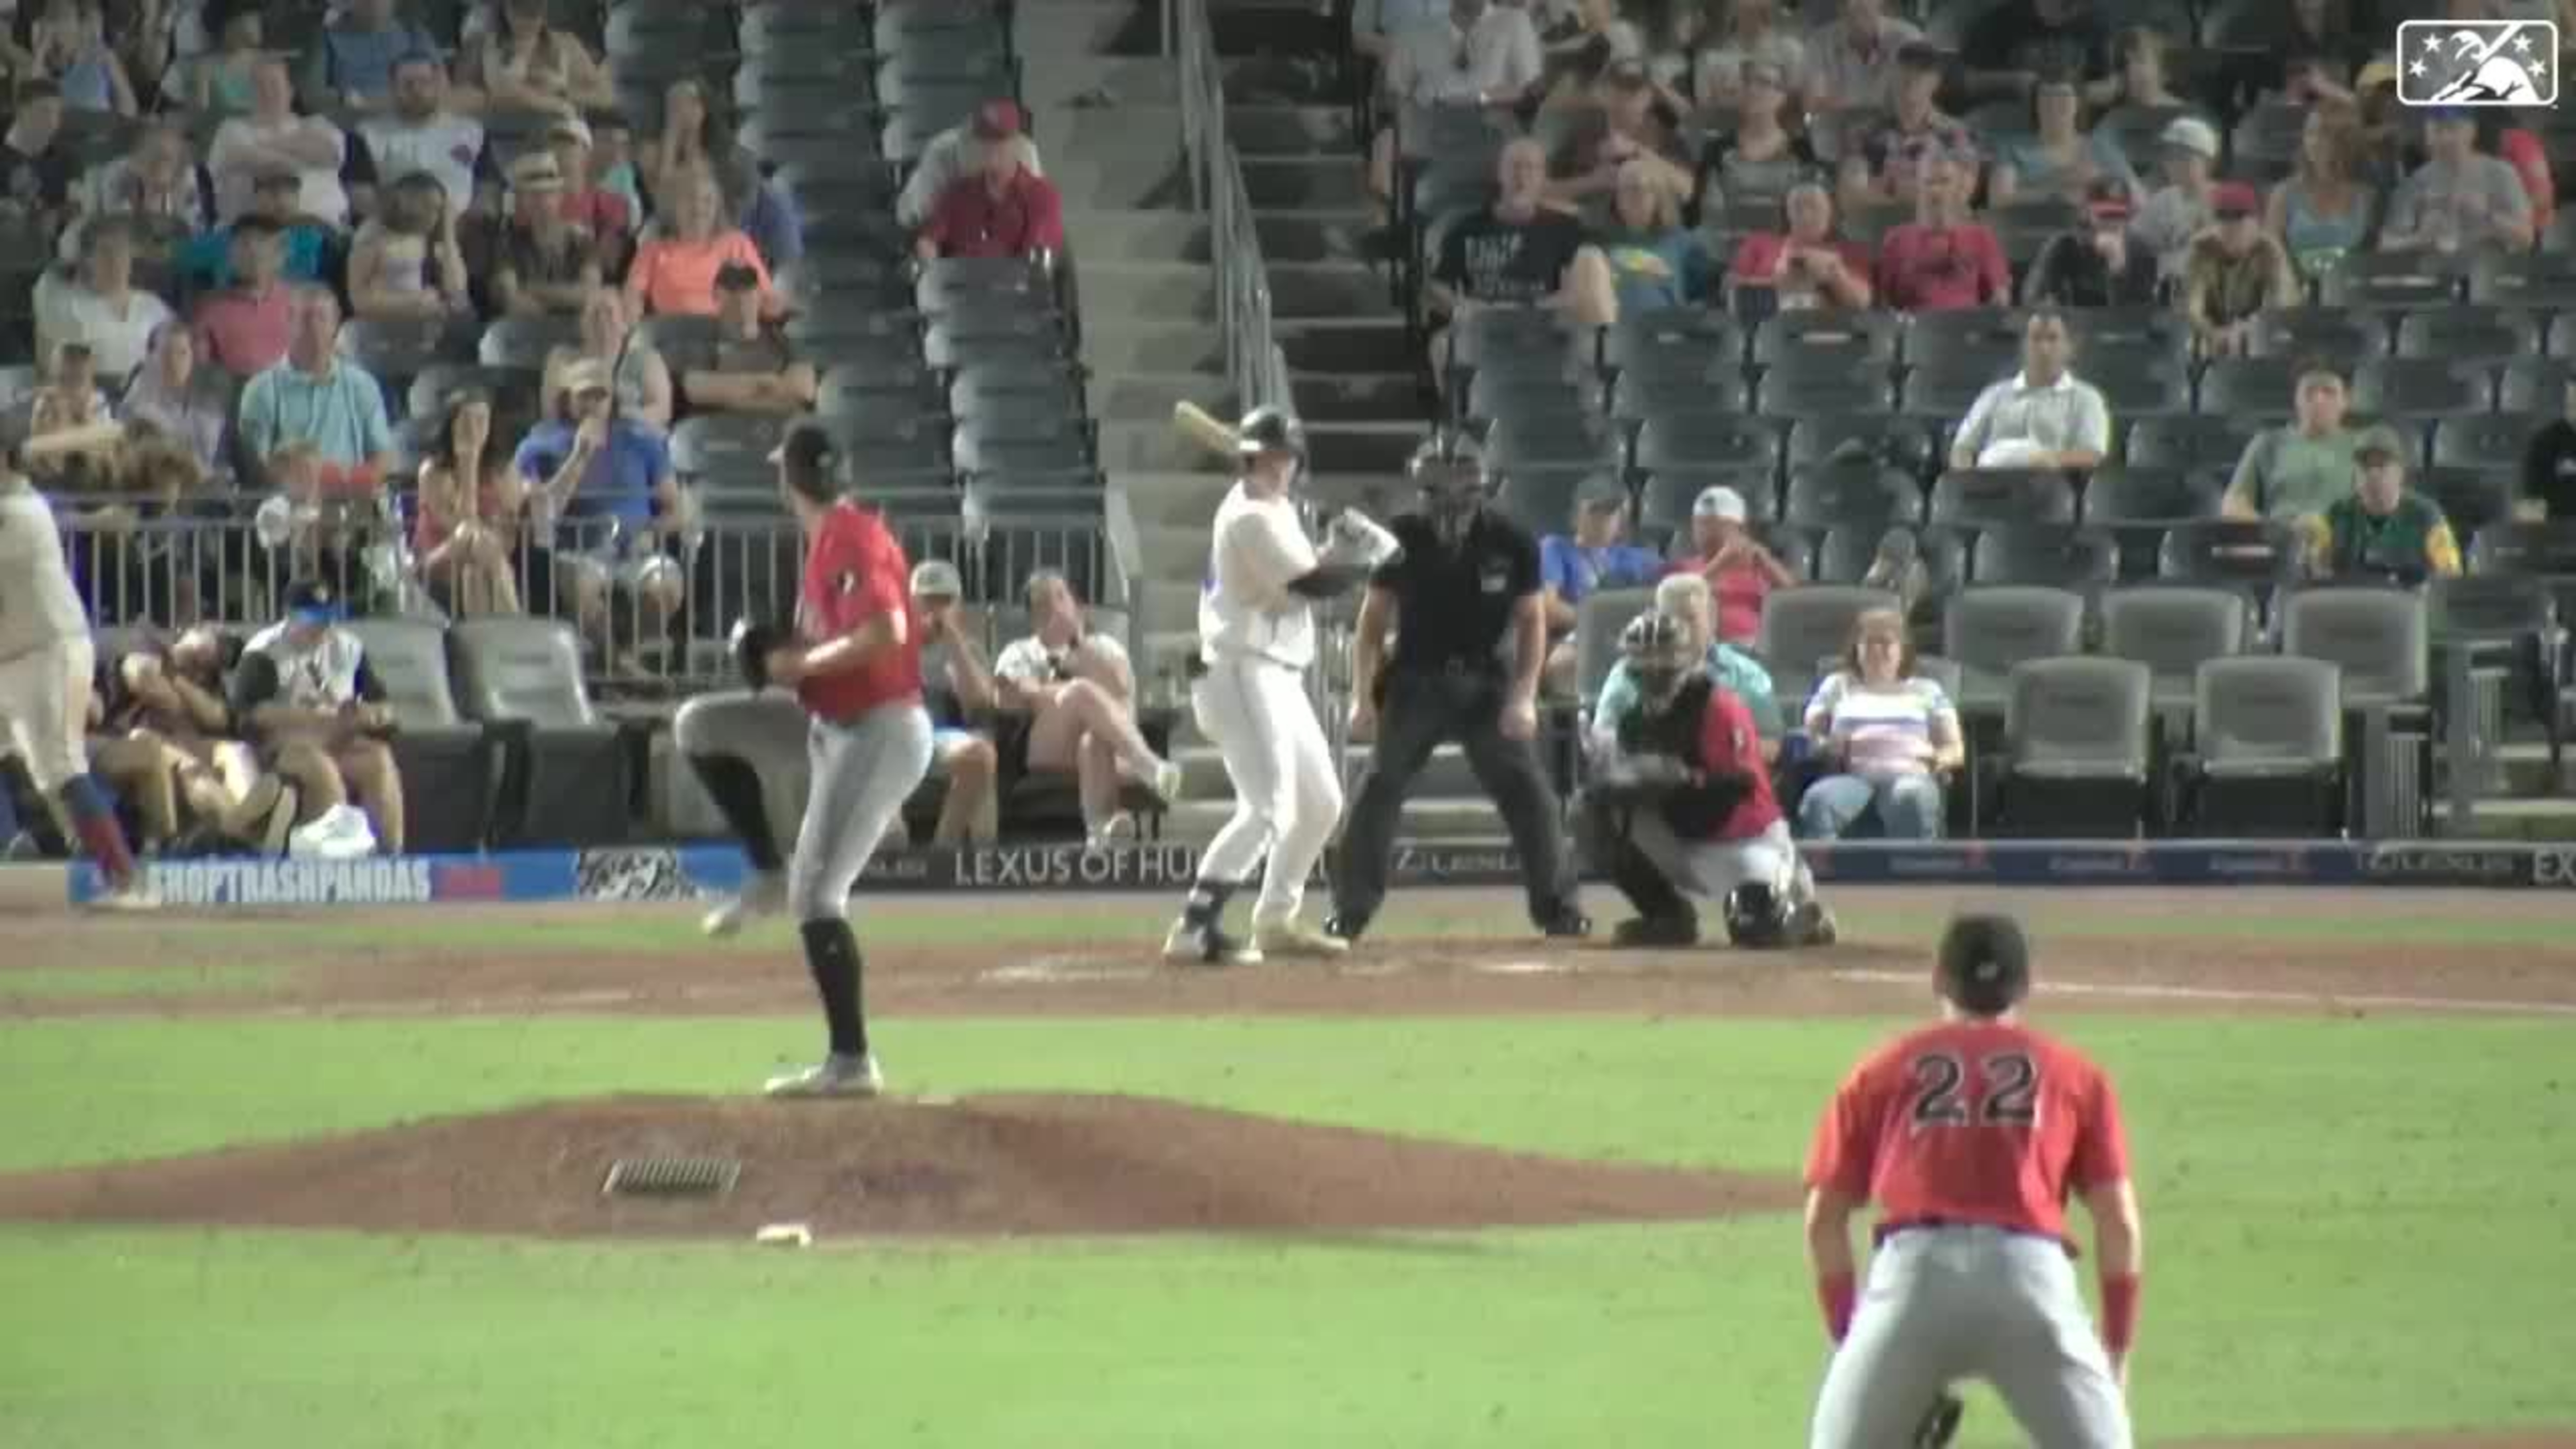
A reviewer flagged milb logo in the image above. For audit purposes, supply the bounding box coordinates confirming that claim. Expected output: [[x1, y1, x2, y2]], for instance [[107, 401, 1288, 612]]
[[2397, 20, 2558, 106]]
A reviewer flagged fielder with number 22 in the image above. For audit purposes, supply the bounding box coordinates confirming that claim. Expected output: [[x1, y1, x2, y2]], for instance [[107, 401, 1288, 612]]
[[1802, 914, 2144, 1449]]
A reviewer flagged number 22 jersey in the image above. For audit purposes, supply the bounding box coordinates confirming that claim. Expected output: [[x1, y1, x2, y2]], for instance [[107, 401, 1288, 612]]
[[1803, 1020, 2131, 1246]]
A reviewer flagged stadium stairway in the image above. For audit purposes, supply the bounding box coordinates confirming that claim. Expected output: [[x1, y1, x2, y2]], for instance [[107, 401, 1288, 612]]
[[1033, 0, 1505, 845]]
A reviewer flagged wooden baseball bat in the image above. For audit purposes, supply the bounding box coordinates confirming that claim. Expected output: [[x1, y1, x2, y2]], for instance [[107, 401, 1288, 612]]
[[1171, 400, 1239, 461]]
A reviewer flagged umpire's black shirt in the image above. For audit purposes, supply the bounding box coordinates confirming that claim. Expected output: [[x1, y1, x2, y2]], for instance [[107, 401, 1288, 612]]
[[1374, 508, 1542, 675]]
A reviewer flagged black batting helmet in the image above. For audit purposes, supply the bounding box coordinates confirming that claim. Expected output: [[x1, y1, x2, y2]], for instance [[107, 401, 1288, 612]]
[[1236, 405, 1306, 460], [1936, 914, 2032, 1016]]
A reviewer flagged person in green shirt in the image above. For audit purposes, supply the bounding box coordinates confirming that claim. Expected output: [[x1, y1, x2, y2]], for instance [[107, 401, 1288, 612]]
[[2299, 426, 2463, 585], [2222, 362, 2359, 521]]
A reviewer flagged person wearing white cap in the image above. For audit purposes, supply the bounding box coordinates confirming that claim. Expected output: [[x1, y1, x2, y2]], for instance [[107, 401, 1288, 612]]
[[2129, 115, 2219, 279], [1677, 483, 1795, 648]]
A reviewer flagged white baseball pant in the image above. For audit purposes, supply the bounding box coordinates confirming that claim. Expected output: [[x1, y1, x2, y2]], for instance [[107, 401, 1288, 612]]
[[0, 637, 95, 792], [1191, 653, 1341, 926], [1630, 816, 1816, 905]]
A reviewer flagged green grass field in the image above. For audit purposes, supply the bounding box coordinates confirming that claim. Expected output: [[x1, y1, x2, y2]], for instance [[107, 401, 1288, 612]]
[[3, 894, 2572, 1448]]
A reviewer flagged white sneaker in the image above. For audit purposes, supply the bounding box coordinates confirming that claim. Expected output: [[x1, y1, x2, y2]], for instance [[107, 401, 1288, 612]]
[[764, 1052, 884, 1099], [87, 879, 161, 913], [703, 870, 787, 938], [1162, 917, 1262, 966], [1146, 759, 1186, 809], [1253, 917, 1350, 959], [1089, 812, 1138, 849]]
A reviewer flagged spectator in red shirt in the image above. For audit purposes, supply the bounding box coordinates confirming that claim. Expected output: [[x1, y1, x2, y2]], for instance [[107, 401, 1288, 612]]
[[916, 134, 1064, 261], [1873, 150, 2009, 312], [1667, 484, 1795, 646], [190, 215, 294, 377], [1728, 181, 1874, 313]]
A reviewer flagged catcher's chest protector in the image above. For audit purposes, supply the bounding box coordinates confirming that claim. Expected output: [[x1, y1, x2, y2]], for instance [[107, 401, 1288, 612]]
[[1616, 675, 1716, 765]]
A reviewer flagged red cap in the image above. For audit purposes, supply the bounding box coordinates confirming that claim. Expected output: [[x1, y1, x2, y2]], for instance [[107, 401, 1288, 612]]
[[972, 99, 1024, 140], [2213, 181, 2260, 218]]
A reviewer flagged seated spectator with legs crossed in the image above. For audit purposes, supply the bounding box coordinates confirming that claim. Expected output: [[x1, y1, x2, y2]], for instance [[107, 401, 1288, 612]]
[[992, 570, 1185, 847]]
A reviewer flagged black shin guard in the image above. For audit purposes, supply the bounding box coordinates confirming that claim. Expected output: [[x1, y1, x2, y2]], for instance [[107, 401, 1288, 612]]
[[798, 919, 867, 1058], [687, 753, 783, 871]]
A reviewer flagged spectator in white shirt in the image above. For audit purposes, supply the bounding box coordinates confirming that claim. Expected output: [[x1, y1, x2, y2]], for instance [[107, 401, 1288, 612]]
[[34, 217, 175, 385], [992, 570, 1186, 848], [209, 54, 350, 224], [1947, 309, 2111, 470], [350, 53, 494, 222], [895, 99, 1044, 230], [1804, 0, 1921, 115], [1369, 0, 1544, 208]]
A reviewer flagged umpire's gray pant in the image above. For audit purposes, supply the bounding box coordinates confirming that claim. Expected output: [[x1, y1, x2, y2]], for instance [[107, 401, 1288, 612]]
[[673, 689, 934, 921]]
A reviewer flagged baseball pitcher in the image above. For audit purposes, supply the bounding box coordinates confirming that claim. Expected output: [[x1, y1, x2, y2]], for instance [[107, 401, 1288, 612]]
[[1163, 405, 1398, 965], [1803, 914, 2143, 1449], [0, 429, 154, 909], [1583, 611, 1832, 948], [681, 421, 933, 1098]]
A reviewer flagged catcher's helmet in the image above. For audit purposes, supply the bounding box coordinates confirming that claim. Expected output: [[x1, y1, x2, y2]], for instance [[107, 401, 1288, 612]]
[[1936, 913, 2031, 1016], [1619, 610, 1696, 704], [1236, 405, 1307, 460], [1723, 881, 1793, 948]]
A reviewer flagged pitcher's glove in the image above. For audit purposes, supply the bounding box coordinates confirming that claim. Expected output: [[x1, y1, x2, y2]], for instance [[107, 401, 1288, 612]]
[[1912, 1392, 1964, 1449], [730, 617, 787, 692]]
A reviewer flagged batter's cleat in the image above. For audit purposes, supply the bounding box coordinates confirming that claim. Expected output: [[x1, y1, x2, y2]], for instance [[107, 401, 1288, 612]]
[[1163, 917, 1262, 966], [1145, 759, 1186, 809], [1321, 911, 1369, 944], [1611, 913, 1698, 948], [1791, 902, 1839, 948], [1253, 917, 1350, 959], [702, 871, 787, 939], [1540, 908, 1592, 939], [86, 879, 162, 912], [764, 1052, 884, 1099]]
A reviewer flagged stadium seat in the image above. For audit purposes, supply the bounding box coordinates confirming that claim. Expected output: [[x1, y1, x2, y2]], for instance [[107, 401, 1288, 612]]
[[2323, 252, 2467, 311], [2395, 306, 2539, 369], [1784, 461, 1923, 528], [2158, 519, 2308, 603], [1493, 469, 1594, 536], [2066, 306, 2190, 363], [1929, 470, 2078, 530], [1483, 414, 1620, 477], [2083, 353, 2191, 420], [1634, 416, 1784, 477], [2500, 358, 2576, 414], [2469, 253, 2576, 310], [2414, 467, 2519, 540], [1755, 355, 1894, 417], [1754, 585, 1899, 712], [2122, 415, 2263, 474], [1752, 309, 1900, 366], [1787, 416, 1934, 474], [635, 315, 720, 379], [2279, 586, 2430, 707], [341, 618, 494, 852], [1814, 523, 1965, 598], [741, 0, 877, 53], [2098, 583, 2252, 707], [1943, 585, 2088, 715], [976, 523, 1109, 611], [671, 414, 790, 485], [2196, 357, 2298, 420], [1971, 524, 2119, 592], [1902, 307, 2023, 372], [336, 317, 466, 416], [448, 617, 633, 848], [1446, 307, 1577, 380], [2249, 307, 2391, 362], [1574, 587, 1656, 704], [2181, 656, 2345, 837], [2083, 465, 2222, 526], [2431, 574, 2566, 773], [2351, 359, 2489, 421], [1992, 656, 2154, 838], [1604, 310, 1744, 378], [2432, 414, 2545, 471]]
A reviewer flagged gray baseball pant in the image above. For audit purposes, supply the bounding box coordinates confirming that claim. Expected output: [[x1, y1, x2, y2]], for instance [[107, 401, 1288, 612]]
[[1809, 1225, 2131, 1449], [786, 702, 934, 921]]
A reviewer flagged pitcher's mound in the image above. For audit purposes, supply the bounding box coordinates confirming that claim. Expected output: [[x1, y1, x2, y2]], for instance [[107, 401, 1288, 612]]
[[0, 1093, 1798, 1240]]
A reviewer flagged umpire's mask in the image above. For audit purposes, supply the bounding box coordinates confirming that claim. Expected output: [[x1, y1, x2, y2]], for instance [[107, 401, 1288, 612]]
[[1620, 610, 1696, 711], [1408, 430, 1487, 548]]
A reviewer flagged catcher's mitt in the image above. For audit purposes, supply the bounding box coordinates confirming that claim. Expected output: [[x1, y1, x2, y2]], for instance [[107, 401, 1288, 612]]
[[1912, 1392, 1964, 1449], [729, 617, 787, 692]]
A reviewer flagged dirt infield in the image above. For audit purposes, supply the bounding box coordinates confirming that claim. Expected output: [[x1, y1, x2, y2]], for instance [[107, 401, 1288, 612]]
[[0, 1092, 1795, 1240], [4, 886, 2573, 1022]]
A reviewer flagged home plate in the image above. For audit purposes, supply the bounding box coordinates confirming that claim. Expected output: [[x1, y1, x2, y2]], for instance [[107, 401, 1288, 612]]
[[980, 959, 1154, 985], [1471, 959, 1574, 976]]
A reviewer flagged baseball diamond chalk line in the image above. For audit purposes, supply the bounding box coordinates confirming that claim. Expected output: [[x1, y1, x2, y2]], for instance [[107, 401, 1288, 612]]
[[1831, 970, 2576, 1017]]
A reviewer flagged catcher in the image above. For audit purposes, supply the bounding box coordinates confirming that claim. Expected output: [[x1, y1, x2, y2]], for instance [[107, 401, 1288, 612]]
[[1583, 610, 1835, 948]]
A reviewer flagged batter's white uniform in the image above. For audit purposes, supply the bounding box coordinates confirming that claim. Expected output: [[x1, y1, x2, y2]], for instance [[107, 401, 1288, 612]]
[[1192, 479, 1342, 927], [0, 480, 98, 792]]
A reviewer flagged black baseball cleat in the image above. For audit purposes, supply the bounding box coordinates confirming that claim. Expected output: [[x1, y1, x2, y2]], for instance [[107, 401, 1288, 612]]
[[1611, 913, 1698, 948], [1540, 908, 1592, 939], [1322, 911, 1369, 944], [1162, 917, 1261, 966]]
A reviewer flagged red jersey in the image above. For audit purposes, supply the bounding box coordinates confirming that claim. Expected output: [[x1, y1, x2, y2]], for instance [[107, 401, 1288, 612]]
[[1696, 681, 1783, 841], [1803, 1019, 2128, 1246], [795, 502, 923, 721]]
